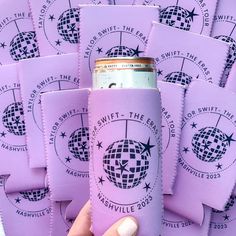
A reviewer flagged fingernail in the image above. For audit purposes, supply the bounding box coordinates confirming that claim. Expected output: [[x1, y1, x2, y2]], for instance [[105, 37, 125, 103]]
[[117, 218, 138, 236]]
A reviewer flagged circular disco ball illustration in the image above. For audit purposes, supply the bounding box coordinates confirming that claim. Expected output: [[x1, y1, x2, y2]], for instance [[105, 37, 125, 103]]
[[9, 31, 39, 61], [164, 71, 192, 86], [57, 8, 80, 44], [103, 139, 150, 189], [68, 127, 89, 161], [192, 127, 228, 162], [106, 46, 137, 58], [20, 188, 49, 202], [160, 6, 192, 31], [215, 35, 236, 69], [2, 102, 26, 136], [213, 196, 236, 213]]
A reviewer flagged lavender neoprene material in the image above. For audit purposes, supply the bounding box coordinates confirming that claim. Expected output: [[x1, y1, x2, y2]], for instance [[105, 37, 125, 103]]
[[89, 89, 162, 236], [28, 0, 110, 56], [165, 80, 236, 224], [41, 89, 89, 220], [0, 64, 45, 193]]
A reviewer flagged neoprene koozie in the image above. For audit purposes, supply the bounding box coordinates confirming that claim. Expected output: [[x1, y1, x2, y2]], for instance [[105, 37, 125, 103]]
[[0, 177, 51, 236], [51, 201, 73, 236], [209, 195, 236, 236], [211, 0, 236, 87], [0, 64, 45, 193], [19, 53, 80, 168], [158, 81, 184, 194], [28, 0, 110, 56], [163, 207, 211, 236], [165, 80, 236, 224], [0, 0, 39, 65], [135, 0, 218, 36], [145, 22, 229, 86], [79, 5, 160, 88], [89, 89, 162, 236], [41, 89, 89, 219]]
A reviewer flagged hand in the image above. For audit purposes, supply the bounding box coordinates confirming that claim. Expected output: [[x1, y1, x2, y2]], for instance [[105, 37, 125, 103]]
[[68, 201, 138, 236]]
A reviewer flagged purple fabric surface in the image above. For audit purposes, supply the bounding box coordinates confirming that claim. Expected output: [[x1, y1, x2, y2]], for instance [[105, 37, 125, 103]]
[[111, 0, 135, 4], [158, 81, 185, 194], [41, 89, 89, 219], [135, 0, 218, 36], [50, 201, 73, 236], [0, 0, 39, 65], [79, 5, 160, 88], [0, 64, 45, 193], [19, 53, 80, 168], [162, 207, 211, 236], [0, 177, 51, 236], [89, 89, 163, 236], [165, 80, 236, 224], [28, 0, 110, 56], [145, 22, 229, 87], [211, 0, 236, 86], [209, 196, 236, 236]]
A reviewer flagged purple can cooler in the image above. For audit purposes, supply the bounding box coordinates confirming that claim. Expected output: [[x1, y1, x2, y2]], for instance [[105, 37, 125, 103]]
[[89, 88, 163, 235]]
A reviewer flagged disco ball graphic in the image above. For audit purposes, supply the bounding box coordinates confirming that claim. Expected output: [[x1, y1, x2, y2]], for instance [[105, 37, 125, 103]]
[[103, 139, 150, 189], [192, 127, 228, 162], [57, 8, 80, 44], [20, 188, 49, 202], [164, 71, 192, 86], [215, 35, 236, 69], [106, 46, 137, 57], [213, 196, 236, 213], [68, 127, 89, 161], [160, 6, 192, 31], [2, 102, 26, 136], [9, 31, 39, 61]]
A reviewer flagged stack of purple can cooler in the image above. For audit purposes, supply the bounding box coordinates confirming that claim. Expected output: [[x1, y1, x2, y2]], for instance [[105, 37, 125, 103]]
[[0, 0, 235, 236]]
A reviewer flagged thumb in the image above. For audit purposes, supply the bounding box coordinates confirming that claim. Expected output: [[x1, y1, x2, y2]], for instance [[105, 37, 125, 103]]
[[103, 217, 138, 236]]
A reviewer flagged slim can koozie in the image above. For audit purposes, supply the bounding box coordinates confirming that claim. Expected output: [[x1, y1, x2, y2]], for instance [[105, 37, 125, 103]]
[[89, 88, 163, 235]]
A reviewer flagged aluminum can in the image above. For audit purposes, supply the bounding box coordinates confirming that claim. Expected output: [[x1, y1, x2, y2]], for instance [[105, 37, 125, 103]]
[[93, 57, 157, 89]]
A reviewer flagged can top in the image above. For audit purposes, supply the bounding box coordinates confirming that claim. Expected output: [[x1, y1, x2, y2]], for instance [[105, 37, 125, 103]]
[[95, 57, 155, 64]]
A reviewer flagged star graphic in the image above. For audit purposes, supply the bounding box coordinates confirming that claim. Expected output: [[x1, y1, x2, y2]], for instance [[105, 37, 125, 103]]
[[132, 45, 144, 57], [15, 197, 21, 204], [157, 69, 163, 76], [96, 141, 103, 149], [224, 133, 236, 146], [216, 163, 222, 170], [0, 42, 6, 49], [49, 14, 55, 21], [69, 23, 77, 34], [98, 176, 105, 185], [223, 214, 230, 221], [14, 117, 21, 126], [140, 138, 155, 156], [80, 142, 88, 152], [202, 140, 211, 150], [183, 147, 189, 154], [55, 39, 62, 46], [60, 132, 67, 138], [186, 8, 199, 21], [22, 47, 29, 57], [0, 131, 6, 138], [143, 182, 151, 192], [65, 157, 71, 163], [116, 161, 129, 175], [96, 47, 103, 54], [191, 122, 197, 129]]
